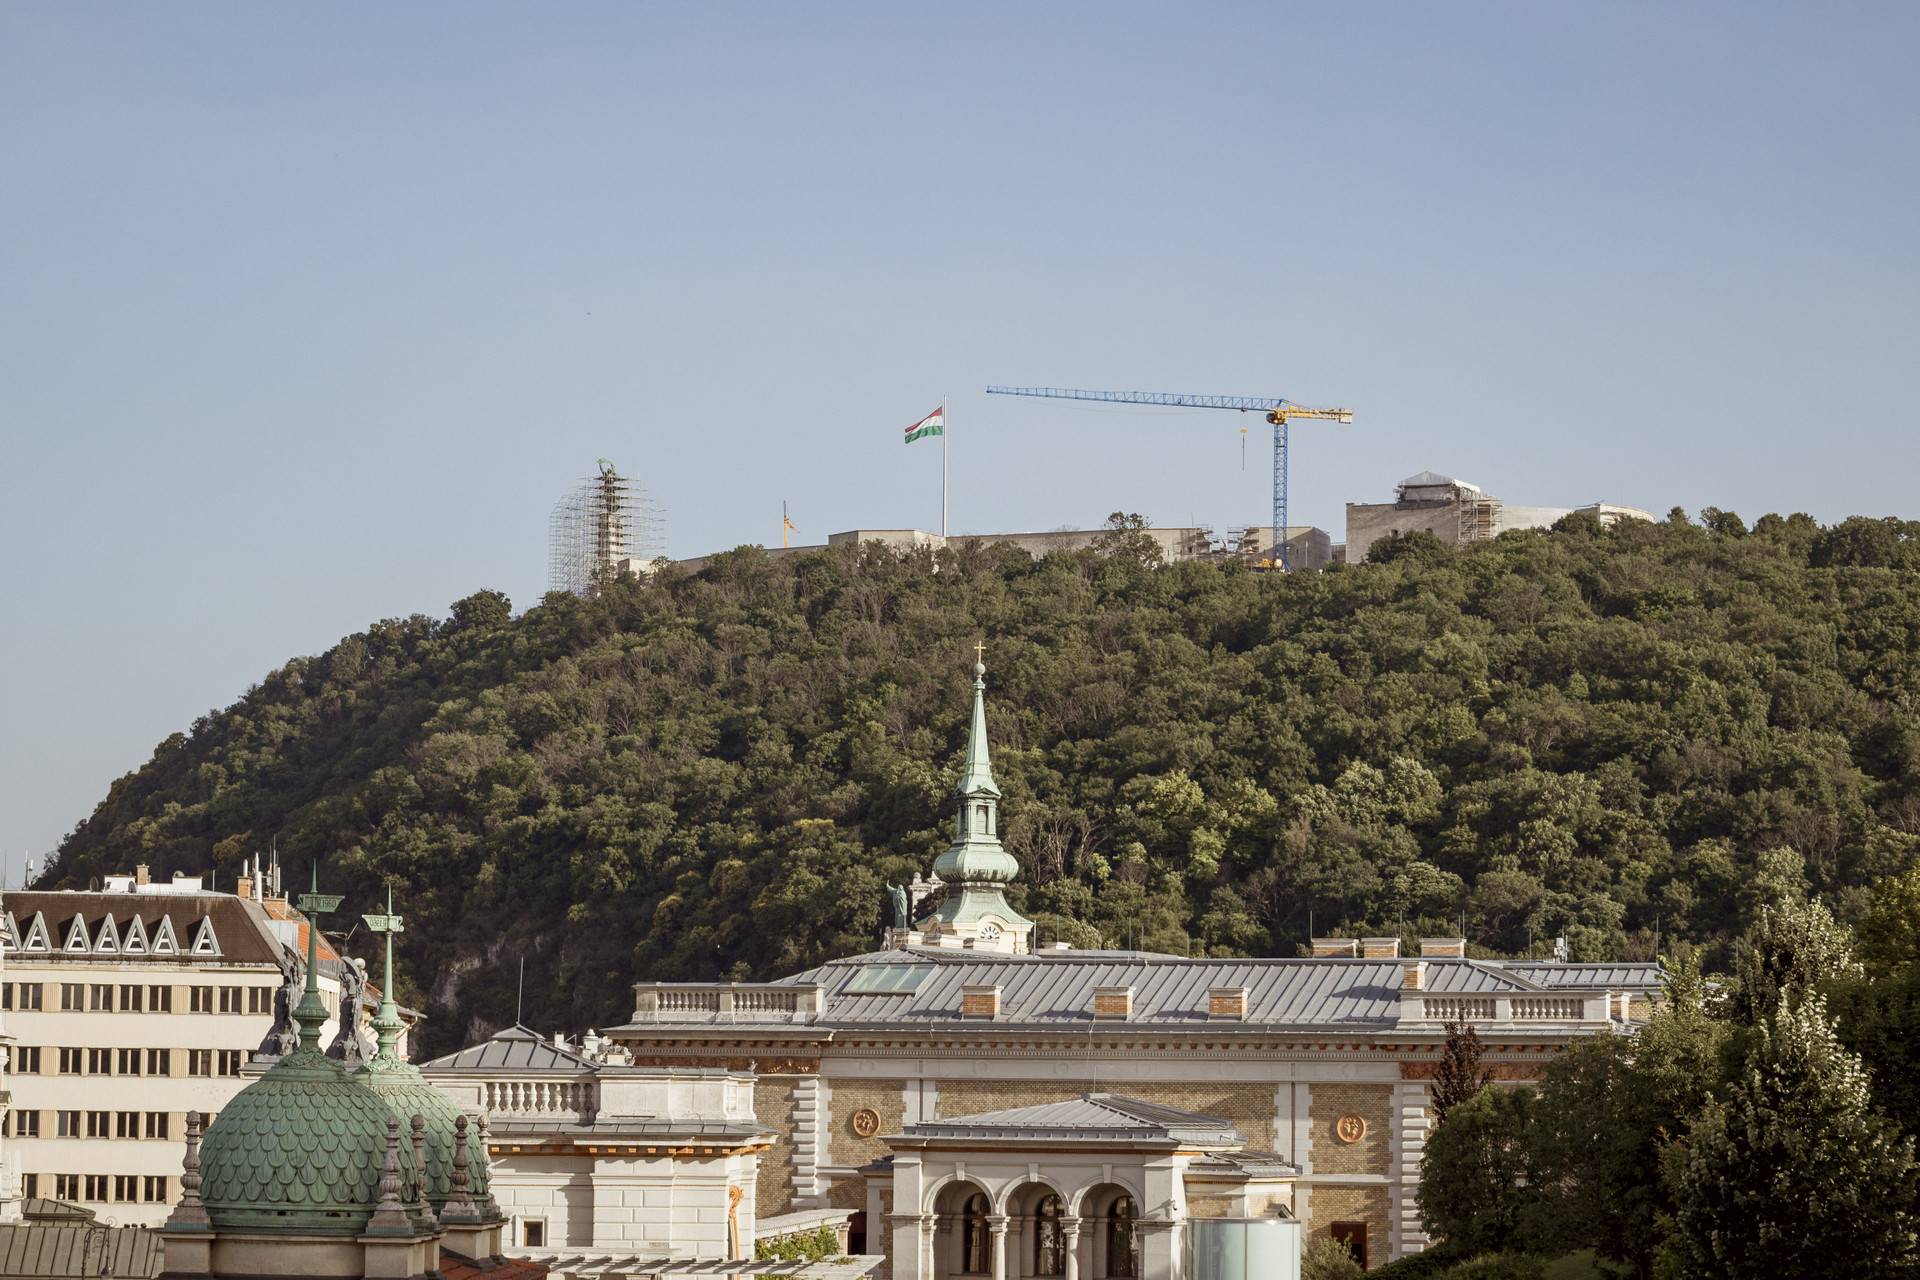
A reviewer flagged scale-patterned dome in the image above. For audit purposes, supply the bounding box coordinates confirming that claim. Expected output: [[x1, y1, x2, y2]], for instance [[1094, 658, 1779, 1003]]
[[197, 1052, 395, 1235], [358, 1061, 482, 1210]]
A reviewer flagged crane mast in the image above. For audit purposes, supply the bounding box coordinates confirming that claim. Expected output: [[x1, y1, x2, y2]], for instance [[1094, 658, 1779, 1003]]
[[985, 385, 1353, 570]]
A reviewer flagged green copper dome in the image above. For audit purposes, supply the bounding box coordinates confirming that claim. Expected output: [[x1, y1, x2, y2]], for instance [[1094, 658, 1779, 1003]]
[[195, 883, 397, 1235], [355, 897, 488, 1214], [197, 1056, 397, 1234]]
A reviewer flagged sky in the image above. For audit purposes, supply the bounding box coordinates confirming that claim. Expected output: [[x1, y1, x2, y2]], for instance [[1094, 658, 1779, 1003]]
[[1, 4, 1916, 862]]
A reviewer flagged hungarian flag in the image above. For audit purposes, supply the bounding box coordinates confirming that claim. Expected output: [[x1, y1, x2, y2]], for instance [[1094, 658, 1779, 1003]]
[[904, 406, 944, 444]]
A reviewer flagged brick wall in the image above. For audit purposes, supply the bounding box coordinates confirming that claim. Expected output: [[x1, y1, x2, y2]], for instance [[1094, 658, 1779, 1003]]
[[1308, 1083, 1391, 1176], [756, 1079, 798, 1216], [1307, 1186, 1390, 1267], [829, 1078, 908, 1167]]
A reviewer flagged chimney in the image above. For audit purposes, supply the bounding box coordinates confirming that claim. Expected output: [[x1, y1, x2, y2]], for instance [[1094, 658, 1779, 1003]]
[[1362, 937, 1401, 959], [1207, 987, 1248, 1020], [1402, 961, 1429, 990], [961, 985, 1002, 1019], [1312, 938, 1359, 958], [135, 865, 151, 887], [235, 876, 253, 901], [1093, 985, 1134, 1019], [1420, 938, 1467, 958]]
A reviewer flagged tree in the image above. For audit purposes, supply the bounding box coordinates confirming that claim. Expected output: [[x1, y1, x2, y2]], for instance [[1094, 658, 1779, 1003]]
[[1667, 996, 1919, 1279], [1416, 1085, 1539, 1257], [1521, 955, 1727, 1279], [1431, 1020, 1492, 1122], [1728, 897, 1862, 1024]]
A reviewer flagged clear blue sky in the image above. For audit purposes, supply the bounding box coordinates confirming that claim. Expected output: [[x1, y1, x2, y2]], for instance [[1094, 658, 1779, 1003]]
[[2, 4, 1916, 862]]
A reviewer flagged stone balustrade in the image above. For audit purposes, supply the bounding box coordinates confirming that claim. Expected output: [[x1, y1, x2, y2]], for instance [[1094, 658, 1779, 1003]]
[[631, 982, 826, 1023]]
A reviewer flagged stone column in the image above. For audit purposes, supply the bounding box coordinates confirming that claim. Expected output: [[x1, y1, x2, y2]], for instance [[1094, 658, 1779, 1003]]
[[1389, 1081, 1432, 1260], [989, 1215, 1010, 1280], [1062, 1217, 1082, 1280]]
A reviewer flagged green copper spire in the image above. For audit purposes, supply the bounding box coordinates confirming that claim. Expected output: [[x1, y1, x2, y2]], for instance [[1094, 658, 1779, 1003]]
[[929, 650, 1033, 951], [362, 888, 406, 1065], [956, 644, 1001, 799], [293, 866, 343, 1055]]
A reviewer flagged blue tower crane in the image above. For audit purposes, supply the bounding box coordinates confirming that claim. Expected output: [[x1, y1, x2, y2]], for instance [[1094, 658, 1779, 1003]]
[[984, 385, 1354, 570]]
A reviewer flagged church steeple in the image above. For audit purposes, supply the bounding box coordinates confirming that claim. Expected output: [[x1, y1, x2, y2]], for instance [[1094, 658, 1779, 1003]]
[[925, 650, 1032, 954]]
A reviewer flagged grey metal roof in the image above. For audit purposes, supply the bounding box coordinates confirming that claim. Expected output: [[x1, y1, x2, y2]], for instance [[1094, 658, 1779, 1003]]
[[902, 1093, 1241, 1146], [765, 950, 1660, 1030], [0, 1224, 164, 1278], [418, 1025, 598, 1073], [1187, 1151, 1301, 1179]]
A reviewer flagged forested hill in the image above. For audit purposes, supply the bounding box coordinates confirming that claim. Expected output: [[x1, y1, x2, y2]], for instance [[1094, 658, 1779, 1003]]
[[41, 510, 1920, 1056]]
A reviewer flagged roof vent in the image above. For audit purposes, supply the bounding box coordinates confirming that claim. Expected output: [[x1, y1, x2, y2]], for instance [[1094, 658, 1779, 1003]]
[[960, 984, 1001, 1019], [1362, 937, 1401, 959], [1420, 938, 1467, 958], [1093, 985, 1134, 1019], [1207, 988, 1247, 1020], [1311, 938, 1358, 958]]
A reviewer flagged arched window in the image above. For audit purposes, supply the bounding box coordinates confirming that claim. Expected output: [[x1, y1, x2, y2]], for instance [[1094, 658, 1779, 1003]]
[[1035, 1195, 1064, 1276], [1107, 1195, 1136, 1279], [963, 1193, 990, 1274]]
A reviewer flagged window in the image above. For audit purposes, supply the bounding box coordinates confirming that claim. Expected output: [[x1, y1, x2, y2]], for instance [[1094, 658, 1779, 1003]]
[[148, 985, 172, 1013], [218, 986, 242, 1014], [86, 1048, 111, 1075], [55, 1175, 79, 1201], [90, 984, 112, 1011], [188, 1049, 212, 1077], [143, 1176, 168, 1203], [23, 983, 43, 1011], [116, 1048, 143, 1076], [962, 1193, 989, 1274], [119, 985, 143, 1013], [20, 1174, 36, 1201], [189, 986, 213, 1013], [56, 1111, 80, 1137], [1329, 1223, 1367, 1270], [115, 1112, 140, 1139], [86, 1112, 109, 1138], [145, 1112, 169, 1140], [15, 1046, 40, 1074], [217, 1049, 244, 1077], [3, 1111, 38, 1138], [1107, 1195, 1138, 1278], [147, 1048, 171, 1077], [1036, 1195, 1064, 1276], [523, 1220, 546, 1248], [249, 986, 276, 1014], [114, 1174, 137, 1202], [58, 1048, 82, 1075], [60, 984, 84, 1011]]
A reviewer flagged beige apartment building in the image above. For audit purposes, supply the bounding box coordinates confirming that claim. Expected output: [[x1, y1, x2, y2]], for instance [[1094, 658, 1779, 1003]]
[[0, 869, 377, 1226]]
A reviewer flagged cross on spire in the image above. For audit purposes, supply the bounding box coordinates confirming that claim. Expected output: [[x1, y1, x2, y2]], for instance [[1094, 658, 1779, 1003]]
[[974, 639, 986, 664]]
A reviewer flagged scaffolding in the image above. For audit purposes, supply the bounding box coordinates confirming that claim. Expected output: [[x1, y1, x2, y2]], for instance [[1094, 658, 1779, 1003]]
[[548, 460, 667, 597]]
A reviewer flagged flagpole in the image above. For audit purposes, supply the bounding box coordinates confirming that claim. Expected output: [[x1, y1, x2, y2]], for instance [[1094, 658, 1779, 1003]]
[[940, 393, 948, 538]]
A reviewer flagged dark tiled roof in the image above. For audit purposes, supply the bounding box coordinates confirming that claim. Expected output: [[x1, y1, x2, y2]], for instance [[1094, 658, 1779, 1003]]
[[2, 891, 281, 966], [418, 1026, 599, 1073]]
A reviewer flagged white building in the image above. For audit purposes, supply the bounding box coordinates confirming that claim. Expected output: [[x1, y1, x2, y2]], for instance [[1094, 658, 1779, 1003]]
[[0, 867, 392, 1226], [420, 1026, 773, 1258], [1343, 472, 1655, 562]]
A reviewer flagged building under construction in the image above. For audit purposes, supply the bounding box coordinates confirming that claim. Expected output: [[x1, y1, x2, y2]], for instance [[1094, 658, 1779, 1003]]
[[1343, 471, 1652, 563], [548, 460, 666, 596]]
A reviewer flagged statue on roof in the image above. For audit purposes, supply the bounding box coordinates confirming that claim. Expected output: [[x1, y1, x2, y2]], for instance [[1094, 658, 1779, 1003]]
[[888, 884, 911, 930]]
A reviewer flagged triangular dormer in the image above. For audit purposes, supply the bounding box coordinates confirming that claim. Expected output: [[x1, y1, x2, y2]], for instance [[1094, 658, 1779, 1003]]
[[189, 916, 221, 956], [0, 912, 17, 953], [150, 916, 180, 956], [22, 913, 52, 954], [122, 915, 149, 954], [63, 915, 92, 954], [94, 914, 121, 954]]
